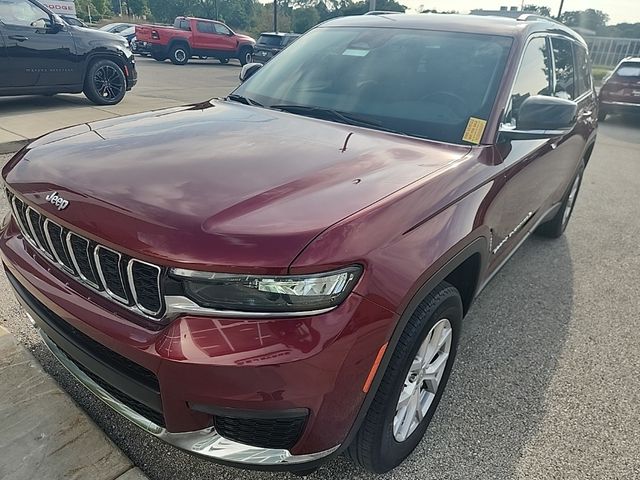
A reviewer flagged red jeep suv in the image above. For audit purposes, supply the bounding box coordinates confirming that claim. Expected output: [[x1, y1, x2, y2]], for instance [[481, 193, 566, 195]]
[[1, 14, 597, 474]]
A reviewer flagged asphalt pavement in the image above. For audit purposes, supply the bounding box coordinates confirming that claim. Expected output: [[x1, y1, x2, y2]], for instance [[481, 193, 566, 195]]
[[0, 113, 639, 479], [0, 56, 242, 151]]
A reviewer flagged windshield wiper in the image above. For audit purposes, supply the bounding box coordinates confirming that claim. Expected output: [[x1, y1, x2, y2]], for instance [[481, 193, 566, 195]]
[[226, 94, 263, 107], [269, 104, 406, 136]]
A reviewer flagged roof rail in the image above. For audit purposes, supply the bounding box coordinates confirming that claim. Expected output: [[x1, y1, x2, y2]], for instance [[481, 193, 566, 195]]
[[516, 13, 566, 28]]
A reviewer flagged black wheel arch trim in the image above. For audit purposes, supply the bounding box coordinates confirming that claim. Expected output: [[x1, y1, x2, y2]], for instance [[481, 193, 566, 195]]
[[85, 52, 130, 83], [168, 40, 191, 54], [337, 236, 489, 454]]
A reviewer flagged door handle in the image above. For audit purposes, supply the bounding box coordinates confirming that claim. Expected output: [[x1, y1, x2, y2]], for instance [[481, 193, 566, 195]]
[[8, 35, 28, 41], [580, 110, 593, 117]]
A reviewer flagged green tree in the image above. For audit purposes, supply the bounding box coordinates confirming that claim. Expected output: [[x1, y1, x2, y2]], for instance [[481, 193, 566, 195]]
[[522, 4, 551, 17], [127, 0, 149, 16], [560, 9, 609, 32], [292, 6, 319, 33]]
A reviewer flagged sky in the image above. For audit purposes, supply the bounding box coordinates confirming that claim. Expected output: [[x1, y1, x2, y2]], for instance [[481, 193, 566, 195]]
[[408, 1, 640, 24]]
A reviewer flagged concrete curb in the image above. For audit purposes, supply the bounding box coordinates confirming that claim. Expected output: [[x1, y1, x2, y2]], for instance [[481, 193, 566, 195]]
[[0, 325, 150, 480]]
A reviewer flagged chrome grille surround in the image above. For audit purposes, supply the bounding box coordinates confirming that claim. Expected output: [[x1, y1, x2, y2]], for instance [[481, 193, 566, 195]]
[[8, 192, 165, 319]]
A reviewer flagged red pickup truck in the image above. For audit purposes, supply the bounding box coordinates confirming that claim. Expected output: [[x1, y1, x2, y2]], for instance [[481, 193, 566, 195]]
[[136, 17, 255, 65]]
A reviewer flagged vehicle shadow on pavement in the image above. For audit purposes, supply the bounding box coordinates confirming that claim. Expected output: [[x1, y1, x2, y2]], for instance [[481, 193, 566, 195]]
[[21, 234, 574, 480]]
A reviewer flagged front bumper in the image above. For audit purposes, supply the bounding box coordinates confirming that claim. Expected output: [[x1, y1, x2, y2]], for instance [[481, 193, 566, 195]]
[[1, 220, 396, 469]]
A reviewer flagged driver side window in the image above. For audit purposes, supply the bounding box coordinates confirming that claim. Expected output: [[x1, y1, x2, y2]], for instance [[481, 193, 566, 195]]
[[0, 0, 49, 28], [504, 37, 552, 127], [214, 23, 231, 35]]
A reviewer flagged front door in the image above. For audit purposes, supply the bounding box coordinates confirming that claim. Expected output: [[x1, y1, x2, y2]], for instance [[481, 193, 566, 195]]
[[487, 35, 586, 272], [0, 0, 78, 88]]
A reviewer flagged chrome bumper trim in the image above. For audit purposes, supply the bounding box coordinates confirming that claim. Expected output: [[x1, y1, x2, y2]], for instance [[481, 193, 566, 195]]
[[601, 100, 640, 107], [37, 328, 339, 466]]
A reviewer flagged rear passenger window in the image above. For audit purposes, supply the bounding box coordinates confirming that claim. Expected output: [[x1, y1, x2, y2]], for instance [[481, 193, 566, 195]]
[[574, 45, 592, 96], [551, 38, 575, 100], [504, 37, 552, 126]]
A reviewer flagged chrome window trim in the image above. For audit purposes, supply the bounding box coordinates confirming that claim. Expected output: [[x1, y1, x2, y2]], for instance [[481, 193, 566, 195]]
[[36, 326, 339, 466], [127, 259, 163, 316], [65, 232, 102, 290], [94, 245, 130, 305], [501, 33, 592, 131], [43, 219, 75, 275]]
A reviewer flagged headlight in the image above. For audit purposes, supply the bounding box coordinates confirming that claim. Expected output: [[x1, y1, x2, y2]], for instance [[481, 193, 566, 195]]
[[170, 266, 362, 313]]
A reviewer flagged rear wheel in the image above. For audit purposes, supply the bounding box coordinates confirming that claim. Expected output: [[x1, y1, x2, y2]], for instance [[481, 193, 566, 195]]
[[238, 46, 252, 66], [347, 283, 462, 473], [535, 159, 585, 238], [169, 44, 190, 65], [83, 59, 127, 106]]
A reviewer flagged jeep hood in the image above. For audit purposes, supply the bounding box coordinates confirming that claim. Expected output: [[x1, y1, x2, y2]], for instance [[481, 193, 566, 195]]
[[3, 101, 469, 272]]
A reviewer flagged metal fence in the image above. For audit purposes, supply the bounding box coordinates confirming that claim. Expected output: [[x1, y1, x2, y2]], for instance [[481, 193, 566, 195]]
[[584, 36, 640, 68]]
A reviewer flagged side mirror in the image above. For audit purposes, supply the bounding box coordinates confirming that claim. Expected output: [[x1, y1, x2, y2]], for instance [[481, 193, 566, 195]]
[[500, 95, 577, 141], [239, 62, 262, 82], [48, 14, 65, 32]]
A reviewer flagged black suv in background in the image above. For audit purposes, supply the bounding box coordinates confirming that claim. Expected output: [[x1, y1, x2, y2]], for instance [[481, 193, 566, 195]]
[[0, 0, 137, 105], [251, 32, 300, 63]]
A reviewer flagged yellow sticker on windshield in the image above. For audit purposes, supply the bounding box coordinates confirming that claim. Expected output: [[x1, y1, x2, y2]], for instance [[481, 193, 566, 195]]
[[462, 117, 487, 145]]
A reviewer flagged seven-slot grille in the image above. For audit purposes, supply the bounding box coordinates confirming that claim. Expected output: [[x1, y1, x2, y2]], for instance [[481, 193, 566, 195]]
[[8, 191, 164, 318]]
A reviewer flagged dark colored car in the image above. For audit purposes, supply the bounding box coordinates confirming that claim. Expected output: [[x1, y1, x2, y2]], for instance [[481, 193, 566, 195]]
[[251, 32, 300, 63], [135, 16, 255, 65], [598, 57, 640, 121], [0, 0, 137, 105], [60, 14, 86, 27], [1, 14, 596, 475]]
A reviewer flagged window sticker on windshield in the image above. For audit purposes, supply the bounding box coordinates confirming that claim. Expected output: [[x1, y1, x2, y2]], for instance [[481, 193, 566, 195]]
[[462, 117, 487, 145], [342, 49, 369, 57]]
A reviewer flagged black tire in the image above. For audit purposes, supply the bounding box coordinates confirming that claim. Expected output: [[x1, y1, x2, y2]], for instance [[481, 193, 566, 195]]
[[219, 58, 229, 64], [346, 282, 463, 473], [535, 159, 585, 238], [597, 109, 607, 121], [83, 59, 127, 106], [238, 46, 252, 66], [169, 44, 190, 65]]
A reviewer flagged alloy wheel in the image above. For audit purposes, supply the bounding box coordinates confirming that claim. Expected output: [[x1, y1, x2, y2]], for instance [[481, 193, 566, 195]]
[[93, 65, 124, 102], [393, 318, 452, 442], [175, 49, 187, 62]]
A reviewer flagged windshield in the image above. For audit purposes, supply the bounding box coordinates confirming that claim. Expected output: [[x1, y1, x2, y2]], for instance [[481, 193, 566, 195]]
[[233, 27, 512, 144], [257, 34, 284, 47]]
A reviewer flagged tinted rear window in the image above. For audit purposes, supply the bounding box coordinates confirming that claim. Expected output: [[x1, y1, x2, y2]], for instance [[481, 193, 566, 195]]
[[615, 63, 640, 78], [258, 35, 284, 47]]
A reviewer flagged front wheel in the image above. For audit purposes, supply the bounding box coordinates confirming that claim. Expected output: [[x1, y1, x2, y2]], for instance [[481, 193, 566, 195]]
[[169, 44, 190, 65], [347, 282, 462, 473], [219, 58, 229, 64], [535, 159, 585, 238], [238, 47, 252, 66], [83, 59, 127, 106]]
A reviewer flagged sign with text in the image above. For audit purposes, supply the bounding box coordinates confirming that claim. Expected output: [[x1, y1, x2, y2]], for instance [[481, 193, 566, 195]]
[[45, 1, 77, 16]]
